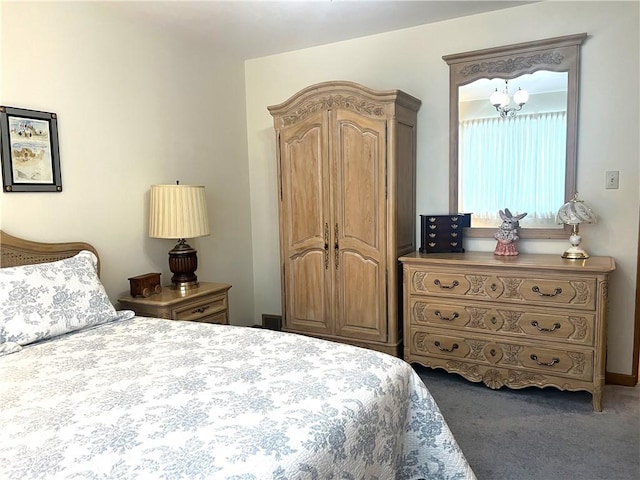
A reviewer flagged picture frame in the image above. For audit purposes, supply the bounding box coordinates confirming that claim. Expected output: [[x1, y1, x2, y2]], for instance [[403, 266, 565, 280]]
[[0, 106, 62, 192]]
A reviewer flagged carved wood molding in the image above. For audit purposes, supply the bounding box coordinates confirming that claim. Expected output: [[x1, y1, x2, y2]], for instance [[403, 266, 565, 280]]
[[569, 316, 588, 341], [282, 95, 385, 126], [459, 52, 565, 78]]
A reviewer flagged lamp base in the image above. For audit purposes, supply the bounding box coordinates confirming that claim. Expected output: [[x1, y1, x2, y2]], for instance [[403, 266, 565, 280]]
[[561, 227, 590, 260], [168, 239, 200, 290], [561, 246, 590, 260]]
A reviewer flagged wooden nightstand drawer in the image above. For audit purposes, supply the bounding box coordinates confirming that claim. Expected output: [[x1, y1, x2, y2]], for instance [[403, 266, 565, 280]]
[[173, 293, 228, 322], [118, 282, 232, 325], [191, 311, 227, 325]]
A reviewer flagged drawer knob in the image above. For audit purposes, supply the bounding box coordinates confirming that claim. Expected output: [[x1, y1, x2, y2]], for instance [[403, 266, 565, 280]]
[[433, 279, 460, 289], [531, 320, 562, 332], [530, 354, 560, 367], [435, 341, 459, 353], [434, 310, 459, 321], [192, 306, 211, 314], [531, 286, 562, 297]]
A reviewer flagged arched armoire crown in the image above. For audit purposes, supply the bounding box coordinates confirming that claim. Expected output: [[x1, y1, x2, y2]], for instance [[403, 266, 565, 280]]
[[268, 81, 421, 356]]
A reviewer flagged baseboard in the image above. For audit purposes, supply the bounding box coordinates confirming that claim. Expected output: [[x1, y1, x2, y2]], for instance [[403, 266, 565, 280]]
[[606, 371, 638, 386]]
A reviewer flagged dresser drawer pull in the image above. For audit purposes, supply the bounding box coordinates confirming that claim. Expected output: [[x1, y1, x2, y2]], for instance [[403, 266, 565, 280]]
[[531, 320, 562, 332], [531, 286, 562, 297], [530, 354, 560, 367], [433, 279, 460, 289], [192, 306, 211, 314], [434, 310, 459, 321], [434, 341, 459, 352]]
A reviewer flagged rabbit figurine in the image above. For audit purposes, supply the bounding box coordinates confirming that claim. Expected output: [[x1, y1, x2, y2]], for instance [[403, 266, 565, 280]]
[[494, 208, 527, 256]]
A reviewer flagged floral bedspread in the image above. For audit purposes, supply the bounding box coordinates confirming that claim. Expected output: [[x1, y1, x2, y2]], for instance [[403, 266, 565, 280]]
[[0, 317, 475, 479]]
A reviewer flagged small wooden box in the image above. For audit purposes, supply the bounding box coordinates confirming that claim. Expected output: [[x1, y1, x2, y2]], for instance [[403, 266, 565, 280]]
[[420, 214, 471, 253], [128, 273, 162, 298]]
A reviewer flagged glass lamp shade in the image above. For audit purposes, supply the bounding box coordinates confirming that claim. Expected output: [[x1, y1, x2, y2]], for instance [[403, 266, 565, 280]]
[[555, 193, 597, 260], [490, 89, 508, 108], [556, 193, 597, 226], [513, 87, 529, 106], [149, 184, 210, 289]]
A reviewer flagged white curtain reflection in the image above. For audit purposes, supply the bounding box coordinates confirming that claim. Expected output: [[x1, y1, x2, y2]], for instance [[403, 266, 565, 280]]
[[459, 111, 567, 225]]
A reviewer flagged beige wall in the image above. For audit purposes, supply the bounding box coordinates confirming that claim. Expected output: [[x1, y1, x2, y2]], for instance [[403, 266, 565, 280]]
[[0, 2, 255, 325], [246, 1, 639, 374]]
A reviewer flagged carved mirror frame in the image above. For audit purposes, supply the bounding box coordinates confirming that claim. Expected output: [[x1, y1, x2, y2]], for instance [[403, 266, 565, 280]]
[[443, 33, 587, 239]]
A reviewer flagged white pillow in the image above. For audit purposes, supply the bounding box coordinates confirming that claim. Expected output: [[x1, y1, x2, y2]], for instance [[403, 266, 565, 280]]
[[0, 250, 133, 354]]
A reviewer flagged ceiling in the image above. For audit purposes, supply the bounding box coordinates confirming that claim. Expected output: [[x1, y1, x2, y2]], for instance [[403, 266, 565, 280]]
[[105, 1, 535, 60]]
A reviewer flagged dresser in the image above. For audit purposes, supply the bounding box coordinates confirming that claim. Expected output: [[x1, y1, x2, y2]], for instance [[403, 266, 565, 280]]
[[268, 81, 421, 356], [118, 282, 231, 324], [400, 252, 615, 411]]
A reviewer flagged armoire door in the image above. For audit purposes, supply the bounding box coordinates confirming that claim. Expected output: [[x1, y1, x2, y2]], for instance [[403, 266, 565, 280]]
[[331, 108, 388, 342], [278, 111, 332, 335]]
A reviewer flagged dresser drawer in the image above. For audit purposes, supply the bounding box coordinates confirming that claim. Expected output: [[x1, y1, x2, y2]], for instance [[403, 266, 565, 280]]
[[409, 269, 597, 310], [172, 293, 228, 322], [409, 298, 595, 346], [410, 328, 593, 382]]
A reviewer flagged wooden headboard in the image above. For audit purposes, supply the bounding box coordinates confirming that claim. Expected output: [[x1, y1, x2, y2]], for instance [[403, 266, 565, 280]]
[[0, 230, 100, 276]]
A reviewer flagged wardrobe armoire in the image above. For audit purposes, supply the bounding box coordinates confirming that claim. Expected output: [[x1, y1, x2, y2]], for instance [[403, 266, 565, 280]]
[[268, 81, 421, 356]]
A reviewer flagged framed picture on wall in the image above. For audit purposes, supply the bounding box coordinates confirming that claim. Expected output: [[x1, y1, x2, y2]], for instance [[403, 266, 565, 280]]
[[0, 106, 62, 192]]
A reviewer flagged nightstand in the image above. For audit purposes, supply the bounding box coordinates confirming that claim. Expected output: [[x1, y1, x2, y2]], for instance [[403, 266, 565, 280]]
[[118, 282, 232, 324]]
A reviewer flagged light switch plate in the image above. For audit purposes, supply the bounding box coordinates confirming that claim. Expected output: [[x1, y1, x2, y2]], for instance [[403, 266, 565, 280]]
[[605, 171, 619, 189]]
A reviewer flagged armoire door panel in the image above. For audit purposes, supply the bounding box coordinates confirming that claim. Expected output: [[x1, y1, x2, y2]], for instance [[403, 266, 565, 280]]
[[333, 111, 386, 250], [335, 250, 385, 341], [279, 112, 332, 335], [285, 250, 331, 334], [279, 114, 329, 249], [332, 109, 387, 342]]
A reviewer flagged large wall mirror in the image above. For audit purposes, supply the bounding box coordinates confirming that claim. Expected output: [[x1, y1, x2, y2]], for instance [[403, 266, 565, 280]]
[[443, 33, 587, 239]]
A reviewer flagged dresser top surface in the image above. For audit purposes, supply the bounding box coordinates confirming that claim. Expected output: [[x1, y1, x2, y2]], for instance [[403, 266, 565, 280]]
[[399, 251, 615, 273]]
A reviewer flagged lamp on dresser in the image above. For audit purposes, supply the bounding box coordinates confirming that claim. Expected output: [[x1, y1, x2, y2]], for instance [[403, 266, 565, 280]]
[[556, 193, 597, 260], [149, 183, 210, 291]]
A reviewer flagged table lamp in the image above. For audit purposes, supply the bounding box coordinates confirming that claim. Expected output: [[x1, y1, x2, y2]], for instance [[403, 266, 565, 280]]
[[149, 183, 210, 290], [555, 193, 597, 260]]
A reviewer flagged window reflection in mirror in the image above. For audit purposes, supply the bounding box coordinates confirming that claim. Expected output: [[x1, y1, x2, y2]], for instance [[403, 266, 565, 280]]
[[458, 71, 568, 229]]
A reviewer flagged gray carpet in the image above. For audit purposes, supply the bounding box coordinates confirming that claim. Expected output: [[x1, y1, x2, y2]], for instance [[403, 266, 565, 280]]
[[414, 365, 640, 480]]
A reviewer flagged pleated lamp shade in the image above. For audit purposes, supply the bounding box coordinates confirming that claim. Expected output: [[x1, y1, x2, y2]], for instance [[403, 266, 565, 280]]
[[149, 184, 210, 290], [149, 185, 210, 240]]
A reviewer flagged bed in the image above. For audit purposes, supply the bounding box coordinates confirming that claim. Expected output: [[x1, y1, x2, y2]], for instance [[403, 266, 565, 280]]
[[0, 231, 475, 480]]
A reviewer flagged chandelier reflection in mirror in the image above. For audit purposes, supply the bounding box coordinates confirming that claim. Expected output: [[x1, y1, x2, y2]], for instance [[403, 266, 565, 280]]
[[489, 80, 529, 118]]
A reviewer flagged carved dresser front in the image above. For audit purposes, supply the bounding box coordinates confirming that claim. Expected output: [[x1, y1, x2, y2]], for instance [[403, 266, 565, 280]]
[[400, 251, 615, 411]]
